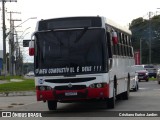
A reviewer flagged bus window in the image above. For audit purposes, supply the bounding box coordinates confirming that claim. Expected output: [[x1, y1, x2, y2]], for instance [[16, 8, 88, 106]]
[[107, 32, 112, 58]]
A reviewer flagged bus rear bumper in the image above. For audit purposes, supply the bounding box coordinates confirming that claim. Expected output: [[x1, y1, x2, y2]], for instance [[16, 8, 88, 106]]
[[36, 84, 109, 102]]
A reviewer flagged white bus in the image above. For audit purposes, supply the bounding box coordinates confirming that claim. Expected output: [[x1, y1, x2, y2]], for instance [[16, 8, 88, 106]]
[[28, 16, 135, 110]]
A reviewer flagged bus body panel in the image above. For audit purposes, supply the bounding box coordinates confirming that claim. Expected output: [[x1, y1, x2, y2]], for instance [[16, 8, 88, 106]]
[[35, 73, 110, 101]]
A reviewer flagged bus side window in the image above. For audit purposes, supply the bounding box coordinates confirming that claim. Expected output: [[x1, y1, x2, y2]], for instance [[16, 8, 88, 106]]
[[120, 33, 124, 56], [122, 34, 126, 56], [118, 32, 121, 56], [106, 32, 112, 58]]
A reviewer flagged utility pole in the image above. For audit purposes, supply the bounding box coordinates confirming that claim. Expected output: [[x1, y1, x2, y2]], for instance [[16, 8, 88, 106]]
[[1, 0, 6, 76], [140, 39, 142, 64], [0, 0, 17, 77], [7, 11, 21, 75], [149, 11, 152, 64], [10, 19, 21, 75]]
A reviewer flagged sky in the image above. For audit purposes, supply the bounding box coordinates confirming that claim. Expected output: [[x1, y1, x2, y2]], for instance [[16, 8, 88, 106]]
[[1, 0, 160, 62]]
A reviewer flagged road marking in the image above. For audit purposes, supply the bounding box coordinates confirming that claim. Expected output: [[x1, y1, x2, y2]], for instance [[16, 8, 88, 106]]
[[153, 89, 160, 91], [139, 88, 148, 90]]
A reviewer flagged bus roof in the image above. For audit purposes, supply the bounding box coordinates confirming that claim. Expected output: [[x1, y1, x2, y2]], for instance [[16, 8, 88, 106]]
[[36, 16, 131, 35], [104, 17, 131, 35]]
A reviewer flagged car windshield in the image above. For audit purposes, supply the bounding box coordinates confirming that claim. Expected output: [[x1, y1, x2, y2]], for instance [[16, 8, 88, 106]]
[[144, 66, 154, 69], [134, 65, 144, 71]]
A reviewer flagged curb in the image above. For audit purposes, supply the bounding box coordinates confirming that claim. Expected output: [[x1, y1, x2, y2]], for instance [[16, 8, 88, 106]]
[[0, 91, 36, 97]]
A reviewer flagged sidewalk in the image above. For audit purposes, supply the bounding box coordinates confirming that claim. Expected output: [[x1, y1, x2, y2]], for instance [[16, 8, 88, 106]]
[[0, 95, 36, 110], [0, 91, 36, 97], [0, 80, 9, 84]]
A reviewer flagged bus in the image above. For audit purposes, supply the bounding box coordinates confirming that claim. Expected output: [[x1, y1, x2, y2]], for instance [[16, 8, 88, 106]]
[[28, 16, 135, 110]]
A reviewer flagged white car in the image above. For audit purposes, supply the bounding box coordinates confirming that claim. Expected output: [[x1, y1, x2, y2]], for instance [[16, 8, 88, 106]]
[[130, 65, 141, 92], [130, 75, 139, 91], [26, 71, 35, 77], [157, 69, 160, 84]]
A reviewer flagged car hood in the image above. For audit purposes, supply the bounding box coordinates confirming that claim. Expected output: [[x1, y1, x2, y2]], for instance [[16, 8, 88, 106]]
[[136, 70, 148, 73]]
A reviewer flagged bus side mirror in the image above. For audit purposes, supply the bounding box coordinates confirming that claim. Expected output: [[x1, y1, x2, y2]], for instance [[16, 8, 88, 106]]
[[29, 41, 34, 56], [112, 31, 118, 45]]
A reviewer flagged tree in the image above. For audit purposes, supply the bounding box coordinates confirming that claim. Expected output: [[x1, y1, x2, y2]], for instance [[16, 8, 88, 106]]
[[130, 15, 160, 64]]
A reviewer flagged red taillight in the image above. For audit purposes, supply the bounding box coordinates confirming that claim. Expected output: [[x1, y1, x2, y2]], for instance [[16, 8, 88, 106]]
[[29, 41, 34, 56], [112, 31, 118, 44], [29, 48, 34, 56]]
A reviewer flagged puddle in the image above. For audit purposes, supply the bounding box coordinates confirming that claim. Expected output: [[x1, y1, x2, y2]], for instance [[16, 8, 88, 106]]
[[8, 106, 13, 108]]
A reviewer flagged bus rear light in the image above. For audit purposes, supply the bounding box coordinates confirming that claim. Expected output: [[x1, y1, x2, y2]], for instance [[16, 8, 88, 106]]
[[112, 31, 118, 44], [29, 41, 34, 56], [89, 84, 95, 88], [37, 86, 52, 91], [96, 83, 102, 88], [39, 86, 45, 91], [46, 86, 52, 90], [89, 83, 107, 88]]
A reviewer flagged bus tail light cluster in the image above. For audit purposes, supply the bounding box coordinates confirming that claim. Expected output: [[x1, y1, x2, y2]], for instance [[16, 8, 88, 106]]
[[112, 31, 118, 45], [29, 41, 34, 56], [89, 83, 107, 88], [36, 86, 52, 91]]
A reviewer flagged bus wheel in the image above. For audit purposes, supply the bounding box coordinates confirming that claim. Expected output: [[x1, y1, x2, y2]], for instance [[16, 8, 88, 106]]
[[47, 100, 57, 110], [107, 88, 115, 109], [122, 75, 130, 100]]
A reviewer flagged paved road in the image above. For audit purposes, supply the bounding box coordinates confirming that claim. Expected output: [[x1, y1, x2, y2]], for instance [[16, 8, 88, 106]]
[[0, 80, 160, 120]]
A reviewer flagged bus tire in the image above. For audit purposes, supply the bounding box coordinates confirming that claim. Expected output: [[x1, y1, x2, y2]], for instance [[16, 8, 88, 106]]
[[122, 75, 130, 100], [107, 88, 115, 109], [47, 100, 57, 110]]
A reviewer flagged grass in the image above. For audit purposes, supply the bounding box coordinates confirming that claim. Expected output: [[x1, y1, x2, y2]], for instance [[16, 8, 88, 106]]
[[0, 75, 23, 81], [149, 77, 157, 81], [0, 76, 35, 92]]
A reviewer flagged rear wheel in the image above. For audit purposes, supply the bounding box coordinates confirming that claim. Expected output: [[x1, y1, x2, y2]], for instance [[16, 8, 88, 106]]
[[122, 75, 130, 100], [158, 81, 160, 84], [47, 100, 57, 110], [107, 88, 115, 109]]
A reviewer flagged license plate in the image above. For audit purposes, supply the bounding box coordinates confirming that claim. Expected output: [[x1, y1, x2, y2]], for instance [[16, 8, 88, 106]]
[[65, 92, 77, 96], [139, 76, 143, 79]]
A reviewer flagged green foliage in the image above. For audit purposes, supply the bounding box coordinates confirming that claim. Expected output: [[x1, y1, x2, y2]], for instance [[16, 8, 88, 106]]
[[130, 17, 144, 28], [0, 76, 35, 92], [130, 15, 160, 64], [149, 77, 157, 81], [0, 76, 23, 81]]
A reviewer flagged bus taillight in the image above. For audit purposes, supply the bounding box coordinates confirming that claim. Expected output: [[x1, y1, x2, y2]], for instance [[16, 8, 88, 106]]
[[29, 41, 34, 56], [112, 31, 118, 44]]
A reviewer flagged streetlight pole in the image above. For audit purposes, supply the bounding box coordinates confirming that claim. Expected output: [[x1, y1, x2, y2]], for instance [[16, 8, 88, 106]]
[[15, 17, 37, 29], [6, 17, 37, 38], [0, 0, 17, 77], [140, 39, 142, 64], [19, 27, 31, 39], [148, 11, 152, 64], [2, 0, 6, 76]]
